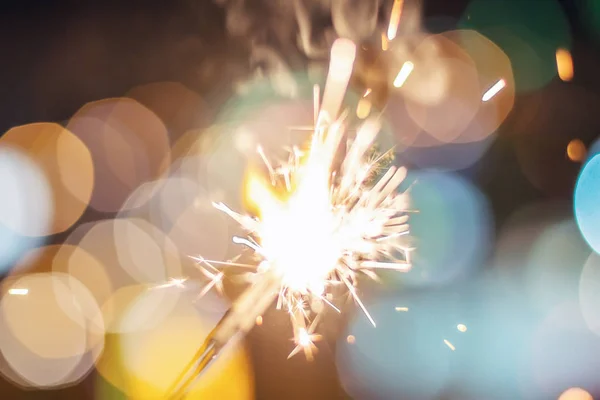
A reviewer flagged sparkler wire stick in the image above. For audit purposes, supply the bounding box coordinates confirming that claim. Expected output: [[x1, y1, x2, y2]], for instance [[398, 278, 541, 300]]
[[167, 270, 282, 399]]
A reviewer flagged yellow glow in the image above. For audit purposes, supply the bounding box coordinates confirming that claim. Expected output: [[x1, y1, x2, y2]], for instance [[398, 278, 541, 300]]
[[356, 98, 372, 119], [393, 61, 414, 88], [395, 306, 409, 312], [387, 0, 404, 41], [556, 48, 574, 82], [346, 335, 356, 344]]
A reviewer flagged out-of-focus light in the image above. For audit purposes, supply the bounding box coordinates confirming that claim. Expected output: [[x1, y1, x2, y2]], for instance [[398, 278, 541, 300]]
[[356, 97, 372, 119], [442, 29, 515, 143], [381, 32, 389, 51], [396, 170, 492, 287], [482, 79, 506, 102], [0, 123, 94, 235], [96, 289, 253, 399], [125, 81, 211, 145], [556, 48, 574, 82], [457, 323, 467, 332], [393, 61, 414, 88], [574, 155, 600, 253], [559, 387, 594, 400], [395, 306, 409, 312], [403, 34, 482, 144], [338, 294, 456, 399], [567, 139, 587, 162], [63, 219, 182, 333], [346, 335, 356, 344], [256, 316, 263, 326], [387, 0, 404, 41], [7, 288, 28, 295], [66, 98, 170, 213], [0, 273, 104, 388], [459, 0, 572, 92], [530, 302, 600, 397], [443, 339, 456, 351], [580, 252, 600, 337], [0, 147, 52, 238], [523, 218, 590, 313]]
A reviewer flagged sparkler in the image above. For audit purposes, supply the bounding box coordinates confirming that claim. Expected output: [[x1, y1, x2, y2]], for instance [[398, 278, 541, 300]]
[[167, 38, 412, 398]]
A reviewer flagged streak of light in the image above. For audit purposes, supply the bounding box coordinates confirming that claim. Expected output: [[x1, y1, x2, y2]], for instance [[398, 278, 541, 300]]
[[395, 306, 409, 312], [8, 288, 28, 295], [313, 84, 320, 125], [443, 339, 456, 351], [381, 33, 389, 51], [556, 48, 574, 82], [482, 79, 506, 102], [150, 277, 188, 290], [393, 61, 414, 88], [387, 0, 405, 41], [189, 256, 257, 269], [320, 39, 357, 120]]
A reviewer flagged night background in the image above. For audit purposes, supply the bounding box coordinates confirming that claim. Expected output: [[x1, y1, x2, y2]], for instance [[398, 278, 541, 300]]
[[1, 0, 600, 399]]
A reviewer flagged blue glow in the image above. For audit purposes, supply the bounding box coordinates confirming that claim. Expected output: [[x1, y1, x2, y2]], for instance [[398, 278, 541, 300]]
[[574, 154, 600, 253], [0, 223, 42, 274], [336, 292, 460, 399], [393, 170, 492, 287]]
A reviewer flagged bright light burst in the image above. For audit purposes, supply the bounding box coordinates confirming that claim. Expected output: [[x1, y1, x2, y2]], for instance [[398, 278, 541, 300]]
[[190, 38, 413, 359]]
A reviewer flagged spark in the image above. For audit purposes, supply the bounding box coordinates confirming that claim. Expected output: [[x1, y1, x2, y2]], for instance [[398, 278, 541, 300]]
[[188, 38, 411, 359], [256, 316, 263, 326], [444, 339, 456, 351], [457, 323, 467, 332], [482, 79, 506, 102], [150, 278, 188, 290], [393, 61, 414, 88], [395, 306, 409, 312], [8, 288, 28, 295], [556, 48, 574, 82], [381, 32, 389, 51], [288, 317, 322, 360], [347, 335, 356, 344], [387, 0, 405, 41]]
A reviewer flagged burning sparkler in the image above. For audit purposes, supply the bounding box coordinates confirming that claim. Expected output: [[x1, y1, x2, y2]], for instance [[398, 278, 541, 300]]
[[167, 38, 412, 398]]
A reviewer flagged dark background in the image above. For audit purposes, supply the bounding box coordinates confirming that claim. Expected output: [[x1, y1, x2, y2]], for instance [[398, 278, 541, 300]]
[[1, 0, 599, 399]]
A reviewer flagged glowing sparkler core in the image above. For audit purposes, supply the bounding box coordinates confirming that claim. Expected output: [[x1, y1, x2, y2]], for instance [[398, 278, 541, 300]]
[[246, 153, 339, 293]]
